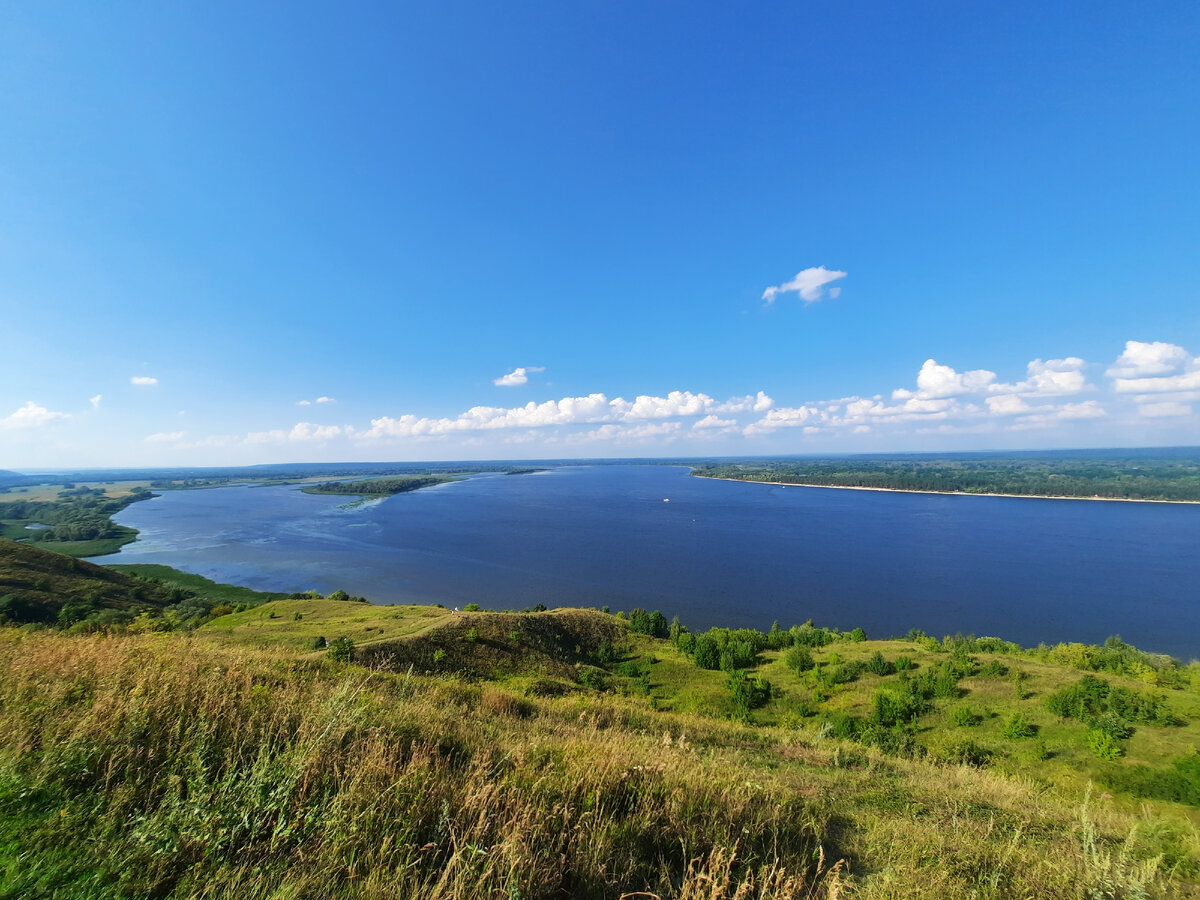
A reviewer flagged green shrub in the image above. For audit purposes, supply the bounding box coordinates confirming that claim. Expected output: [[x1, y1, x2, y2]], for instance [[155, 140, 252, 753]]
[[871, 689, 927, 727], [823, 711, 861, 740], [432, 648, 446, 664], [328, 637, 355, 662], [464, 627, 480, 643], [577, 666, 608, 691], [1088, 728, 1124, 760], [627, 609, 669, 638], [849, 627, 867, 642], [1091, 711, 1133, 741], [784, 645, 814, 674], [951, 706, 980, 727], [790, 621, 834, 647], [310, 636, 327, 650], [939, 739, 992, 767], [894, 655, 914, 671], [865, 651, 894, 676], [463, 603, 481, 612], [1001, 713, 1035, 739], [1104, 753, 1200, 805], [979, 659, 1007, 677]]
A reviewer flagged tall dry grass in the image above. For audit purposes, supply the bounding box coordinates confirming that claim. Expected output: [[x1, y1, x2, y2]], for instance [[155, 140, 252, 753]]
[[0, 630, 1192, 899], [0, 631, 840, 899]]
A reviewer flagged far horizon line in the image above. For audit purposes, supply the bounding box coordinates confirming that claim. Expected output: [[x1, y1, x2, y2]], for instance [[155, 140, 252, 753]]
[[8, 443, 1199, 475]]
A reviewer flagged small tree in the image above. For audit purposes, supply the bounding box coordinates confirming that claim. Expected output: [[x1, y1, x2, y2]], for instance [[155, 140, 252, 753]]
[[328, 637, 355, 662]]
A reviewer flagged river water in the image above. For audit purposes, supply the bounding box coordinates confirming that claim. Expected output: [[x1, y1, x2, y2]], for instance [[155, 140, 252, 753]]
[[97, 465, 1200, 659]]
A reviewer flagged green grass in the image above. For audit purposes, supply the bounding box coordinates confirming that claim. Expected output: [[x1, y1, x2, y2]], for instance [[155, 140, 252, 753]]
[[31, 524, 139, 558], [105, 564, 289, 607], [1, 627, 1196, 898], [199, 599, 454, 650]]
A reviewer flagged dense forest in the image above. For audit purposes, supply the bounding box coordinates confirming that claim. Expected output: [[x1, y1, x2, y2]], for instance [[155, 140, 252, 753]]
[[691, 450, 1200, 501]]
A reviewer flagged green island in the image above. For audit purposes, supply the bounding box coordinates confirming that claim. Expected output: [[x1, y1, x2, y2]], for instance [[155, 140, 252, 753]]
[[300, 474, 463, 497], [690, 448, 1200, 502], [1, 537, 1198, 899]]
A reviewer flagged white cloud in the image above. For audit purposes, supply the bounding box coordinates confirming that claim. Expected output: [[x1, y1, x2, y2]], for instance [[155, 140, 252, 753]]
[[993, 357, 1090, 397], [144, 431, 185, 443], [1107, 341, 1190, 379], [1012, 401, 1107, 429], [89, 394, 102, 409], [288, 422, 349, 441], [494, 366, 545, 387], [715, 391, 774, 413], [576, 422, 681, 442], [762, 266, 847, 305], [131, 376, 158, 386], [316, 396, 336, 404], [1, 401, 69, 429], [693, 415, 737, 430], [297, 400, 311, 406], [893, 359, 996, 400], [627, 390, 714, 419], [361, 388, 773, 441], [1106, 342, 1200, 396], [986, 394, 1032, 416], [1138, 401, 1192, 418], [743, 405, 819, 435]]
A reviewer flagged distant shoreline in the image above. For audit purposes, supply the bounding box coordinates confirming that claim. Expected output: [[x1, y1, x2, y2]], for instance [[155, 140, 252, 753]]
[[691, 474, 1200, 505]]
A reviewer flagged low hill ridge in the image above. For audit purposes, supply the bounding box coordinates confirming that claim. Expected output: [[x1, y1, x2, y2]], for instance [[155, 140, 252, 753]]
[[0, 538, 173, 623]]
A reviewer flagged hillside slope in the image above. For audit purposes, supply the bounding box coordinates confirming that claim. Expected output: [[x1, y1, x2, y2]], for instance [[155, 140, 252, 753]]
[[0, 539, 173, 624], [1, 628, 1197, 899]]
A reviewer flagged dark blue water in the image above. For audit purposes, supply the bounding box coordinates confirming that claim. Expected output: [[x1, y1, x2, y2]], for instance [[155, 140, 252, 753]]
[[96, 465, 1200, 659]]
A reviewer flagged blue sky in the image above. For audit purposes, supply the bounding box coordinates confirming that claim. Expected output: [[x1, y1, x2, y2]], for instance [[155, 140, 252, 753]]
[[2, 1, 1198, 467]]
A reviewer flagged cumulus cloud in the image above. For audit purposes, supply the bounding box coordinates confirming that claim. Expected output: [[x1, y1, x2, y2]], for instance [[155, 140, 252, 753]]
[[131, 376, 158, 386], [715, 391, 774, 413], [316, 396, 335, 404], [743, 405, 820, 435], [893, 359, 996, 400], [361, 389, 775, 441], [1107, 341, 1200, 395], [986, 394, 1031, 416], [89, 394, 102, 409], [1107, 341, 1190, 379], [1, 401, 69, 429], [297, 400, 311, 406], [494, 366, 545, 387], [995, 358, 1089, 397], [577, 422, 682, 442], [762, 266, 847, 305]]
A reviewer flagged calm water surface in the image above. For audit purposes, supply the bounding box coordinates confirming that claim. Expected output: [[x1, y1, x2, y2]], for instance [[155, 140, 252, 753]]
[[98, 465, 1200, 658]]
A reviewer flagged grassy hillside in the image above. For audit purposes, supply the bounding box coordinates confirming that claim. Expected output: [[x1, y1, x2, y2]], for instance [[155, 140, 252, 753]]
[[0, 539, 173, 624], [105, 564, 290, 608], [1, 625, 1197, 899], [1, 572, 1198, 897]]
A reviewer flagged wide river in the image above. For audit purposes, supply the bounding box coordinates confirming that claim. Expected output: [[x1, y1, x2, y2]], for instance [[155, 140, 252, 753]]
[[98, 465, 1200, 659]]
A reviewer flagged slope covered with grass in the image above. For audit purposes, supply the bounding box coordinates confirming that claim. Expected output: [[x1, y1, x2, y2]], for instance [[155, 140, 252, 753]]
[[4, 627, 1199, 899], [0, 539, 173, 625]]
